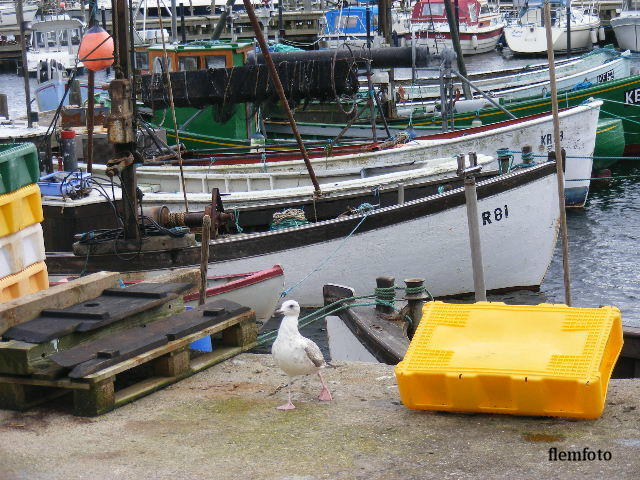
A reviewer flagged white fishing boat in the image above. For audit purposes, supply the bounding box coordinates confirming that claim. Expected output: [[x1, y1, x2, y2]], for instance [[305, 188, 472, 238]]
[[408, 0, 504, 55], [27, 16, 84, 74], [396, 48, 626, 103], [504, 0, 602, 54], [612, 1, 640, 52], [126, 101, 599, 207], [47, 161, 561, 306]]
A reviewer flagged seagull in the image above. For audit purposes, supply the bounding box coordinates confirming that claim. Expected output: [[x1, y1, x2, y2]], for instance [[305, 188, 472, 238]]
[[271, 299, 333, 410]]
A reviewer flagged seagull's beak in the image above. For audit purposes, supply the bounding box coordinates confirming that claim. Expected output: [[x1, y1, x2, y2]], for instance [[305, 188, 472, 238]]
[[276, 308, 284, 315]]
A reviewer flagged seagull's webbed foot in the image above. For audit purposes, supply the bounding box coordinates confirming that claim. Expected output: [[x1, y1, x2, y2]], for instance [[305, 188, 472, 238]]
[[318, 386, 332, 402], [276, 402, 296, 410]]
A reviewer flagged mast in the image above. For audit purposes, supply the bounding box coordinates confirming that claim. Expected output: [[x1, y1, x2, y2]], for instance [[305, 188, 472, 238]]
[[443, 0, 471, 99], [109, 0, 139, 240], [16, 0, 33, 128]]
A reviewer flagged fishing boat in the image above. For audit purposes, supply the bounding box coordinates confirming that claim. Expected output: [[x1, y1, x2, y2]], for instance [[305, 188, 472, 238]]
[[408, 0, 504, 55], [319, 6, 383, 49], [0, 1, 37, 29], [611, 1, 640, 52], [268, 73, 640, 164], [47, 160, 561, 306], [504, 0, 602, 54], [99, 101, 602, 208], [27, 16, 85, 74], [395, 46, 624, 102]]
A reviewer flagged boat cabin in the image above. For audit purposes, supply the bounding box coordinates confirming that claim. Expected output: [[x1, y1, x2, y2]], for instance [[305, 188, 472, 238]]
[[411, 0, 495, 26], [323, 6, 379, 35], [144, 40, 253, 74]]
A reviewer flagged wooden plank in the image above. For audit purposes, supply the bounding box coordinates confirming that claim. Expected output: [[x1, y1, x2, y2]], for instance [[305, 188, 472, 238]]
[[0, 374, 90, 389], [73, 378, 115, 416], [114, 376, 177, 408], [120, 268, 201, 297], [0, 341, 33, 375], [82, 309, 255, 384], [0, 271, 119, 335], [189, 345, 251, 373]]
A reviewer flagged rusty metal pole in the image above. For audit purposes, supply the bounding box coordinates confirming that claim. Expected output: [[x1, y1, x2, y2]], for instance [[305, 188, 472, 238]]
[[86, 0, 97, 173], [242, 0, 321, 195], [199, 215, 211, 306], [109, 0, 139, 240], [544, 0, 572, 306]]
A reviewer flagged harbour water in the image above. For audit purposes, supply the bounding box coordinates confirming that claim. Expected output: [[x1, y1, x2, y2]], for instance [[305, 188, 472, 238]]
[[0, 52, 638, 334]]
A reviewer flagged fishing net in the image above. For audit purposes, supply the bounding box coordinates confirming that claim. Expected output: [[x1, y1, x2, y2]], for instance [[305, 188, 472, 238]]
[[140, 59, 359, 110]]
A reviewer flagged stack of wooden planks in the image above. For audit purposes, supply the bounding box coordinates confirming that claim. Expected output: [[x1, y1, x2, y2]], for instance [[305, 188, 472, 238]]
[[0, 269, 257, 416]]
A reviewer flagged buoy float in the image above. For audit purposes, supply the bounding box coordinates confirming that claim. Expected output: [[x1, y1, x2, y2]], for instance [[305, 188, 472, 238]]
[[471, 34, 478, 49], [590, 28, 597, 43], [78, 25, 114, 72], [598, 26, 606, 42]]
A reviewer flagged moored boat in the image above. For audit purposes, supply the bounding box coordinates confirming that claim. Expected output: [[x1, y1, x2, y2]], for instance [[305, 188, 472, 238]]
[[407, 0, 504, 55], [611, 1, 640, 52], [47, 161, 561, 306]]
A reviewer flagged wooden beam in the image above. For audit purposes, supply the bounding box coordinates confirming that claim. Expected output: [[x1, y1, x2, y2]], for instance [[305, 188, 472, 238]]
[[0, 272, 120, 335]]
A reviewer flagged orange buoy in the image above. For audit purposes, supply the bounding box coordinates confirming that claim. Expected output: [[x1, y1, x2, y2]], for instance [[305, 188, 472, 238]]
[[78, 25, 114, 72]]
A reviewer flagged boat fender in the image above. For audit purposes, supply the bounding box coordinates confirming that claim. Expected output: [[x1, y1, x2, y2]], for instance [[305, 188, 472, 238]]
[[590, 29, 597, 44], [598, 26, 605, 42], [471, 35, 478, 49]]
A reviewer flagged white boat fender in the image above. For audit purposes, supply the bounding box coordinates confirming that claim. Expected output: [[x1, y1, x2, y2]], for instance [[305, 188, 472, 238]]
[[598, 26, 605, 42], [590, 29, 597, 43], [472, 34, 478, 49]]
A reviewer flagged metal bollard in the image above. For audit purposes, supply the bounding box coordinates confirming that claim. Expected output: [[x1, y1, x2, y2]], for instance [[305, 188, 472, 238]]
[[60, 130, 78, 171], [375, 276, 395, 315]]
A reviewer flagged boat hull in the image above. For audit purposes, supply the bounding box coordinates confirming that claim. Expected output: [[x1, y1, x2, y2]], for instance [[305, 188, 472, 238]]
[[612, 14, 640, 52], [47, 164, 560, 306]]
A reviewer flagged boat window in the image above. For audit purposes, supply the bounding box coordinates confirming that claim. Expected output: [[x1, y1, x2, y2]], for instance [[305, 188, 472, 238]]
[[59, 30, 70, 47], [178, 56, 200, 71], [204, 55, 227, 69], [421, 3, 445, 17], [135, 51, 149, 70], [335, 15, 364, 30], [35, 32, 46, 48], [480, 4, 490, 14], [152, 56, 172, 73]]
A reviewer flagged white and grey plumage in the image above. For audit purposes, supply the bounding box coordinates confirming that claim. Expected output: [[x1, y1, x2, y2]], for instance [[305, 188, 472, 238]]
[[271, 299, 333, 410]]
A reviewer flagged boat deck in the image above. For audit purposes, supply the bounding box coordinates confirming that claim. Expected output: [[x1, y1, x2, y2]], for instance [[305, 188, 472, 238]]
[[0, 353, 638, 479]]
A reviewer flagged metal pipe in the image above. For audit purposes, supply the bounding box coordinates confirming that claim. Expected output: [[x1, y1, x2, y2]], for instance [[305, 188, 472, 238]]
[[443, 0, 471, 99], [242, 0, 321, 195], [458, 153, 486, 302], [171, 0, 178, 43], [16, 0, 33, 128], [212, 0, 236, 40], [453, 70, 517, 119], [566, 1, 571, 56], [544, 0, 572, 306], [180, 2, 186, 43]]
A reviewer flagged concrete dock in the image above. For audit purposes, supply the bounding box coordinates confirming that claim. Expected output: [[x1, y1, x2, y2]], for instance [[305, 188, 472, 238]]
[[0, 353, 638, 479]]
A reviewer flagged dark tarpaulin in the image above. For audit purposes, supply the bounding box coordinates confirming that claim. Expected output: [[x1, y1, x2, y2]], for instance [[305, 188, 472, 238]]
[[140, 59, 359, 110]]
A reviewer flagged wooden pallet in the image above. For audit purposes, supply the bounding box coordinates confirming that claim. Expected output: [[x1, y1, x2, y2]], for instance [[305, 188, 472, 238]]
[[0, 306, 256, 416]]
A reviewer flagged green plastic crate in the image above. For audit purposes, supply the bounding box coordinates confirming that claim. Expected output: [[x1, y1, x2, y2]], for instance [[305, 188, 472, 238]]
[[0, 143, 40, 195]]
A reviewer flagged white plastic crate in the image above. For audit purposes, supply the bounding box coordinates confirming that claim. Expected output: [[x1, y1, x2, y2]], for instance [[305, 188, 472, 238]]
[[0, 223, 46, 278]]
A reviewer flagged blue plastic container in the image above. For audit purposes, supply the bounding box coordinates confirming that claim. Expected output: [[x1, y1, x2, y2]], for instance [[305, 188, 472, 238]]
[[38, 171, 92, 197]]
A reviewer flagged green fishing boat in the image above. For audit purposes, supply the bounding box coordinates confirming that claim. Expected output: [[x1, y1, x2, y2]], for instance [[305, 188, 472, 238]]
[[142, 40, 258, 151]]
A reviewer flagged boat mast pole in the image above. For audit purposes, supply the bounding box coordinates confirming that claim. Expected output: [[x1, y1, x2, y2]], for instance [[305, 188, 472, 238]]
[[566, 1, 571, 56], [365, 6, 377, 142], [242, 0, 321, 195], [16, 0, 33, 128], [171, 0, 178, 43], [86, 0, 97, 173], [443, 0, 471, 99], [544, 0, 572, 306]]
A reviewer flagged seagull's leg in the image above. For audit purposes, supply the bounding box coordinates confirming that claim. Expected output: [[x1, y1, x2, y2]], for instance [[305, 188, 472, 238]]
[[317, 371, 333, 401], [277, 379, 296, 410]]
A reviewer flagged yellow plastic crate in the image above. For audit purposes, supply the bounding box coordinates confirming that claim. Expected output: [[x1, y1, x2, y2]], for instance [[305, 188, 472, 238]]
[[0, 261, 49, 302], [0, 183, 44, 238], [395, 301, 623, 419]]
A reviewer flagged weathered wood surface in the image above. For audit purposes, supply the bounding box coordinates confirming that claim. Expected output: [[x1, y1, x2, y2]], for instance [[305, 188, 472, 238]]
[[0, 272, 119, 336], [0, 303, 257, 416], [3, 282, 192, 343], [51, 301, 249, 378]]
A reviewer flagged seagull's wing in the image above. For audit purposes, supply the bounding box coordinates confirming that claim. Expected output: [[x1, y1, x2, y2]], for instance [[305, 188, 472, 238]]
[[303, 338, 326, 368]]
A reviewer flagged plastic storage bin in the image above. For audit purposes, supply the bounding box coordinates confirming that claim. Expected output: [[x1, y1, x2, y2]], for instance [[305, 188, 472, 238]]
[[38, 171, 92, 198], [0, 184, 44, 237], [0, 223, 46, 277], [0, 143, 40, 194], [396, 301, 623, 419], [0, 261, 49, 302]]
